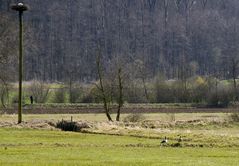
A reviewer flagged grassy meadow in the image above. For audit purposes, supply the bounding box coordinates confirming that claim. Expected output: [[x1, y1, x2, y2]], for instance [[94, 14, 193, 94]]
[[1, 127, 239, 166], [0, 113, 239, 165]]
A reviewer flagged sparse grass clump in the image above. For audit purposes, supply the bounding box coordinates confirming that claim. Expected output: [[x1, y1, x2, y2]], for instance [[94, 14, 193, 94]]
[[167, 113, 176, 122], [53, 88, 66, 103], [230, 113, 239, 122], [56, 120, 90, 131], [123, 113, 146, 122]]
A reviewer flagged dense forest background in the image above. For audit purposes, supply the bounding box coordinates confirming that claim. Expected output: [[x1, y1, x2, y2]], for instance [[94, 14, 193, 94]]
[[1, 0, 239, 83]]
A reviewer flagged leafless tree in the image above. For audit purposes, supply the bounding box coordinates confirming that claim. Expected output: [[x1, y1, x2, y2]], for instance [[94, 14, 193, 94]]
[[95, 48, 113, 121], [116, 67, 123, 121], [28, 80, 49, 103], [0, 13, 18, 108]]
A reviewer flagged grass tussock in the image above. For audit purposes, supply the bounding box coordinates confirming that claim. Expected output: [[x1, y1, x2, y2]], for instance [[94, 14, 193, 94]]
[[230, 113, 239, 122], [123, 113, 146, 122], [56, 120, 90, 131]]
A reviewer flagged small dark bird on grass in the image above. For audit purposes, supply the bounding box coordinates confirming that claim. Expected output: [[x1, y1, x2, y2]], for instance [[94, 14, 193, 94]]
[[178, 136, 183, 143], [4, 147, 7, 150], [161, 136, 168, 144]]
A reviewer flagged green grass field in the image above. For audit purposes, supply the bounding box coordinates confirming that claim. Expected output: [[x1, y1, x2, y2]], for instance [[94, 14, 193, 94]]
[[0, 128, 239, 166], [1, 113, 239, 165]]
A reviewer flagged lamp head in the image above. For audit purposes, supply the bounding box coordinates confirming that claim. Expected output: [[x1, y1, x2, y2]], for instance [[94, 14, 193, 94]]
[[11, 2, 28, 12]]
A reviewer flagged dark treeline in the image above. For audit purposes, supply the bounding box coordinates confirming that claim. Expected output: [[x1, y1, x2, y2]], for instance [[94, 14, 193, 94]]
[[1, 0, 239, 82]]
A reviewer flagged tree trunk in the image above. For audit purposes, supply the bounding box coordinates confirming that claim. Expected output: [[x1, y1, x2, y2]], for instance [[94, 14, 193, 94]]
[[96, 49, 113, 121], [116, 68, 123, 121], [232, 59, 238, 100]]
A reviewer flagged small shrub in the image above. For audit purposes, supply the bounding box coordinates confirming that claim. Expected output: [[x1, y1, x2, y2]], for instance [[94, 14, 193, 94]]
[[56, 120, 90, 131], [124, 81, 148, 103], [53, 88, 66, 103], [123, 113, 146, 122], [11, 93, 28, 106], [230, 113, 239, 122], [28, 80, 49, 103], [81, 86, 101, 103], [11, 93, 18, 104], [0, 83, 10, 108], [191, 82, 208, 103], [154, 79, 175, 103], [68, 84, 82, 103], [81, 94, 94, 103], [167, 113, 176, 122], [207, 89, 233, 108]]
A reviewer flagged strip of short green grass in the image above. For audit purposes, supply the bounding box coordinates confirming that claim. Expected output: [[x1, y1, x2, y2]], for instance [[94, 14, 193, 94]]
[[0, 128, 239, 166]]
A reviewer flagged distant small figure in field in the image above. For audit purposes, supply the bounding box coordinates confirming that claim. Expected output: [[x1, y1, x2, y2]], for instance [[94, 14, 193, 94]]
[[30, 96, 33, 104], [4, 147, 7, 150], [161, 136, 168, 144], [178, 136, 182, 143]]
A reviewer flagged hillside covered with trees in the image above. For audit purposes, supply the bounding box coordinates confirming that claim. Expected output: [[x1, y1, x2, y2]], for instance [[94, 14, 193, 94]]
[[1, 0, 239, 105], [1, 0, 239, 81]]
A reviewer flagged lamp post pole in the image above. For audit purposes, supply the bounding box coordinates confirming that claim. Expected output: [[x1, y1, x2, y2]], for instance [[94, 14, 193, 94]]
[[11, 3, 28, 124]]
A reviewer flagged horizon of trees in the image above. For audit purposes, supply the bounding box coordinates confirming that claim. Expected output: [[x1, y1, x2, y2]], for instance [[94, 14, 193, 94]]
[[0, 0, 239, 85]]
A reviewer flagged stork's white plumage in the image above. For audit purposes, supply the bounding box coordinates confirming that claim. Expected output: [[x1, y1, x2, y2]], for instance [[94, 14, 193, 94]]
[[161, 136, 168, 144], [18, 3, 24, 6]]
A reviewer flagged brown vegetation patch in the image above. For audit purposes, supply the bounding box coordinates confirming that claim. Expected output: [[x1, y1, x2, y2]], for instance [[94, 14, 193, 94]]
[[0, 118, 235, 139], [0, 120, 56, 130], [56, 120, 91, 131]]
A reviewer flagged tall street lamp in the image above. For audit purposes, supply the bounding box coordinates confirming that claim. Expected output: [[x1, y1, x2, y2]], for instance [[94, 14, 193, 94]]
[[11, 2, 28, 123]]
